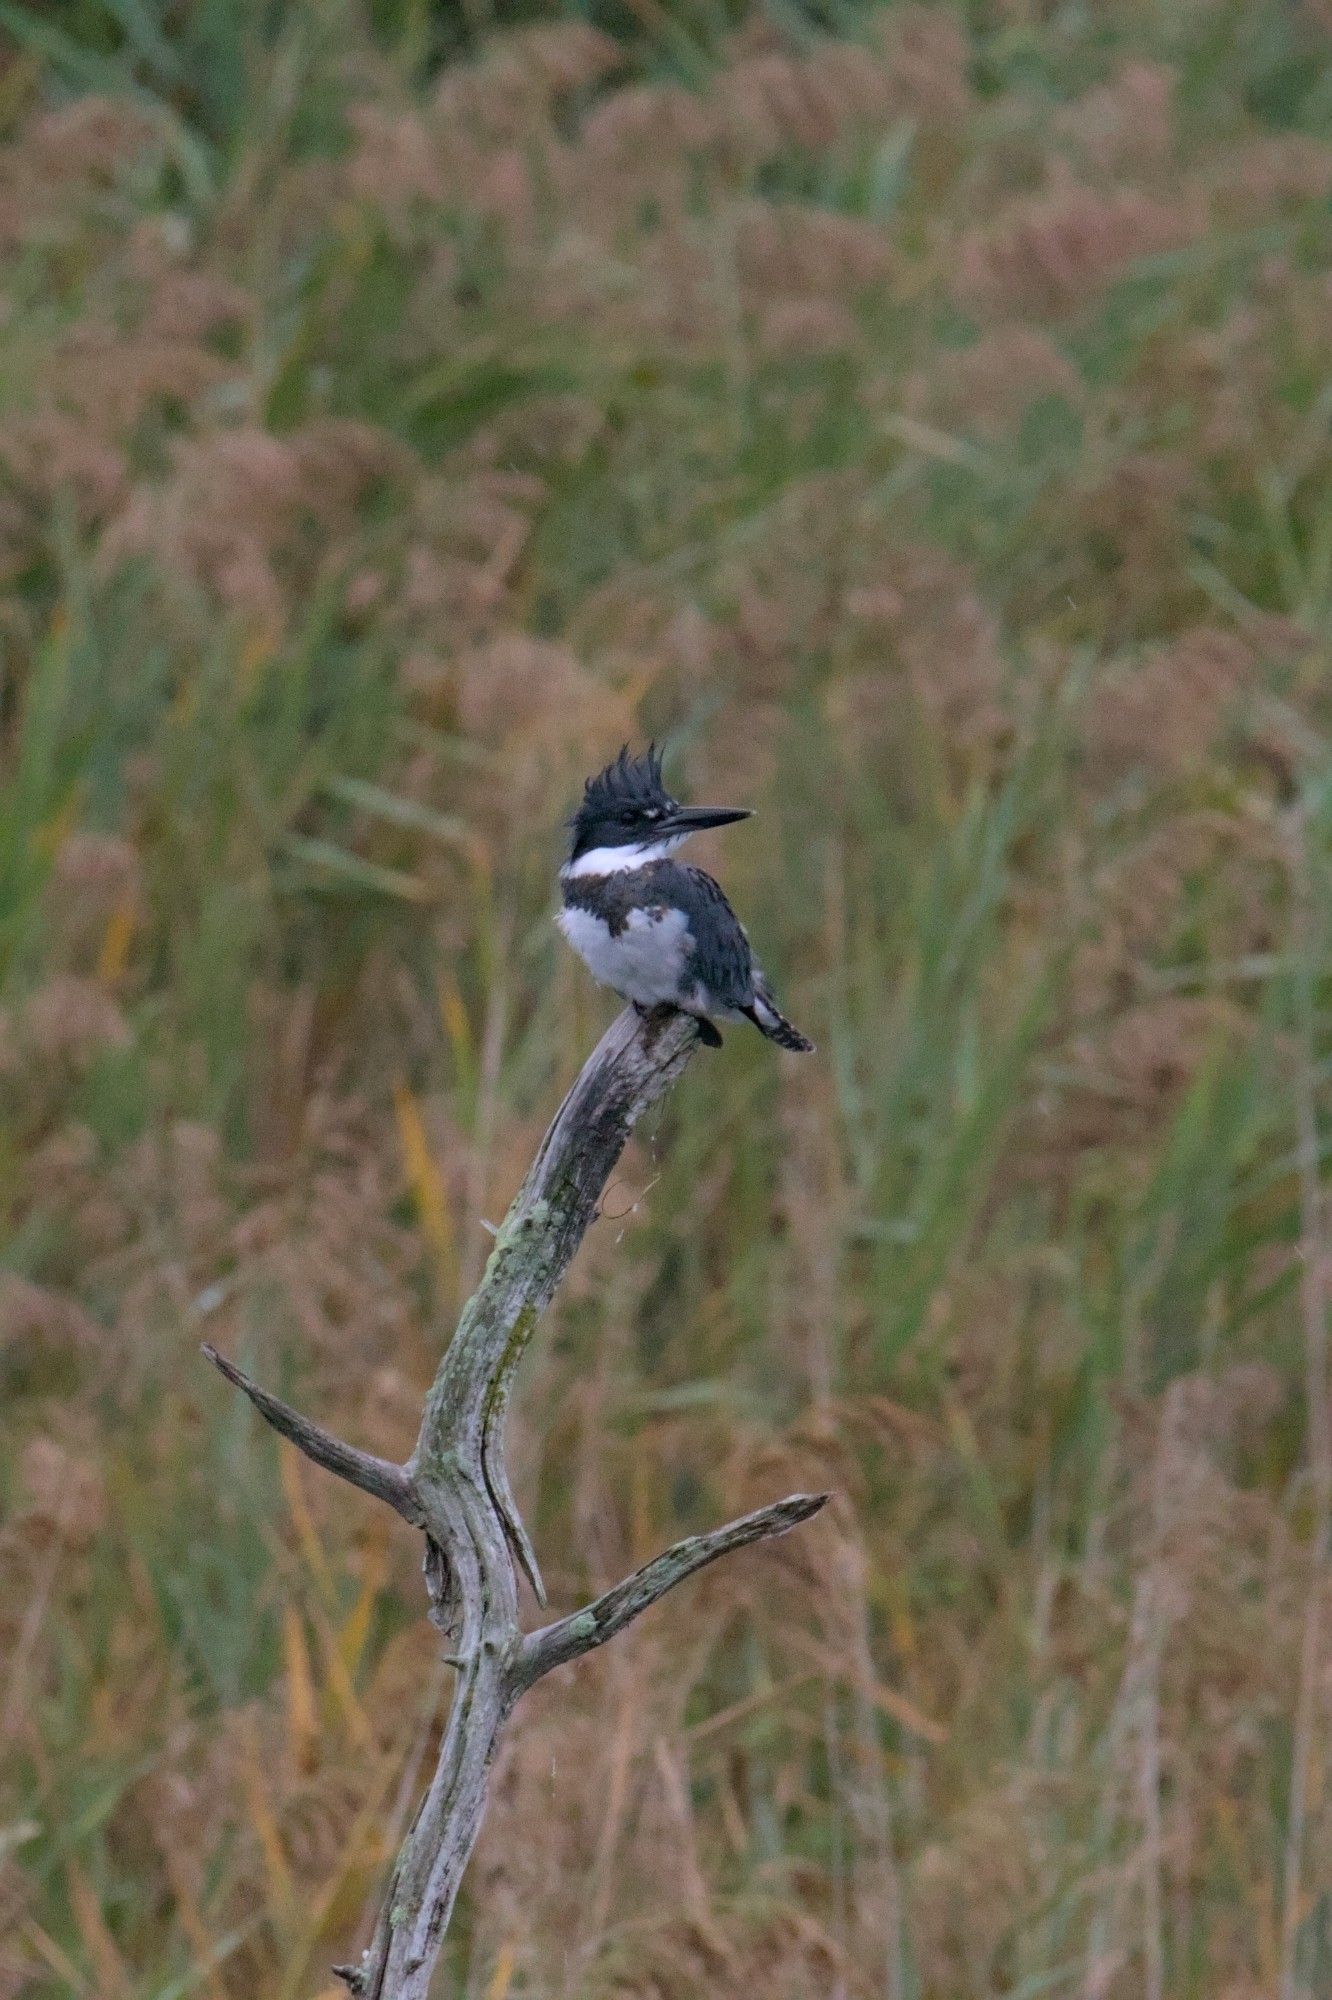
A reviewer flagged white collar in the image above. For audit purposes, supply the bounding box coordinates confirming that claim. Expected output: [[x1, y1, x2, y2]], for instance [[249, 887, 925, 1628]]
[[561, 836, 686, 879]]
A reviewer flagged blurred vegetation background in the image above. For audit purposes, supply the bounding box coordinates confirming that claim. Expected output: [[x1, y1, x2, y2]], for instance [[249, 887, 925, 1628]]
[[0, 0, 1330, 1994]]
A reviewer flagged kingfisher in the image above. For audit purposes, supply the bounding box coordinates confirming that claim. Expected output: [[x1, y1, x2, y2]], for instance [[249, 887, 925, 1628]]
[[558, 745, 814, 1052]]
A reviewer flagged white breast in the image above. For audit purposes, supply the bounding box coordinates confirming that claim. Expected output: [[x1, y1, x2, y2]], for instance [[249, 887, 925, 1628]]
[[558, 902, 691, 1008]]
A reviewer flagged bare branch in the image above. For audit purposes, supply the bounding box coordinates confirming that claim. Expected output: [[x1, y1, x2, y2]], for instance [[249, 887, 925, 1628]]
[[411, 1004, 700, 1481], [200, 1344, 422, 1526], [514, 1492, 831, 1691], [206, 1006, 827, 2000]]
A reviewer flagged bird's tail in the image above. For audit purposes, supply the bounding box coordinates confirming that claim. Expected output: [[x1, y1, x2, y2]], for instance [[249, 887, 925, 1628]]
[[746, 990, 815, 1053]]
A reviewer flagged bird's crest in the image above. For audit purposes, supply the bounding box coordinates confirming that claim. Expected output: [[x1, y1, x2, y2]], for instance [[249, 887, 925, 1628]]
[[573, 744, 673, 827]]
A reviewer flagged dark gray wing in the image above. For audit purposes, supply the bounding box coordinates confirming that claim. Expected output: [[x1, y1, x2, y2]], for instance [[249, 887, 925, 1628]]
[[649, 862, 756, 1011]]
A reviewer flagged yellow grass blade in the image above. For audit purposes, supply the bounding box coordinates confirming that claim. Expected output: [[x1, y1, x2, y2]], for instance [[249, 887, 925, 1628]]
[[36, 792, 81, 860], [437, 974, 473, 1073], [279, 1449, 336, 1608], [883, 1570, 917, 1660], [237, 1715, 296, 1926], [237, 621, 279, 695], [65, 1857, 130, 2000], [394, 1080, 457, 1289], [273, 1748, 411, 2000], [338, 1535, 388, 1681], [157, 1837, 228, 2000], [20, 1919, 90, 1995], [283, 1604, 319, 1776], [97, 894, 137, 983], [486, 1942, 517, 1999], [306, 1593, 375, 1753]]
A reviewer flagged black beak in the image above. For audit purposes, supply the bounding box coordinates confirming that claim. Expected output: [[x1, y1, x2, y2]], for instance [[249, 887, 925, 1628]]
[[660, 805, 753, 836]]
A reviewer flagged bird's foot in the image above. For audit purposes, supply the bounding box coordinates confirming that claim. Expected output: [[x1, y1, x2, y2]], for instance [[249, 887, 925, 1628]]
[[633, 1001, 680, 1049], [632, 1002, 723, 1049]]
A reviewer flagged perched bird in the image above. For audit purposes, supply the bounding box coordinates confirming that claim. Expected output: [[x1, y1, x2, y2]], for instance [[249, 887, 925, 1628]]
[[558, 745, 814, 1052]]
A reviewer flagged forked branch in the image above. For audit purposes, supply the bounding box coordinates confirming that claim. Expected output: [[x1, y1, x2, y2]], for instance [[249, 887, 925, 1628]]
[[204, 1004, 827, 2000], [515, 1491, 829, 1690], [200, 1344, 423, 1525]]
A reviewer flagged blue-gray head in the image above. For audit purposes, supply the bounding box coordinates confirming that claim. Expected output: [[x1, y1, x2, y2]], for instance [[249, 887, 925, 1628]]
[[565, 746, 750, 871]]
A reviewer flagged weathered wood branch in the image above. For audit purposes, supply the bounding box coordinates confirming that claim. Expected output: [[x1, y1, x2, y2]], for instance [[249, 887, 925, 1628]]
[[204, 1003, 826, 2000], [514, 1490, 829, 1691], [200, 1342, 423, 1525]]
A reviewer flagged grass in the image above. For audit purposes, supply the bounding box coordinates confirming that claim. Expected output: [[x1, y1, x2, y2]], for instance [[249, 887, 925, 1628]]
[[0, 0, 1331, 1994]]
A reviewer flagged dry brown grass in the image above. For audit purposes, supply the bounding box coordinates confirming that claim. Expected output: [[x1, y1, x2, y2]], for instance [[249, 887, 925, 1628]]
[[1, 0, 1331, 1993]]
